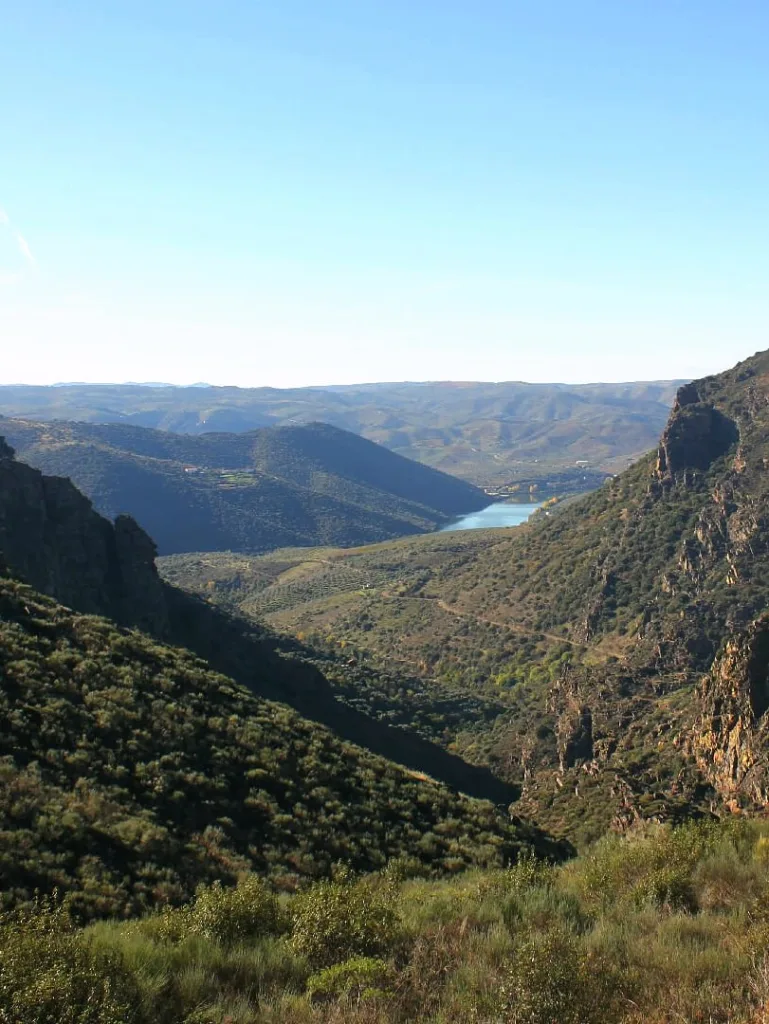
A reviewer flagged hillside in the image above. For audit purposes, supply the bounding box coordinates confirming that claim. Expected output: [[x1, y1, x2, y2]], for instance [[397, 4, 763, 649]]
[[0, 438, 572, 919], [161, 350, 769, 844], [6, 817, 769, 1024], [0, 418, 487, 555], [0, 572, 559, 920], [0, 379, 680, 489], [0, 438, 522, 804]]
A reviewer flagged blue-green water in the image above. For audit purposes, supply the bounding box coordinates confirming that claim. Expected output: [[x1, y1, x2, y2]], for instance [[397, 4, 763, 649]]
[[440, 502, 540, 532]]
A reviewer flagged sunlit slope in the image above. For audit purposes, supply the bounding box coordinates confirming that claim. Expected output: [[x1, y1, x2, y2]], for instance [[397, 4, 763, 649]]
[[0, 571, 566, 919]]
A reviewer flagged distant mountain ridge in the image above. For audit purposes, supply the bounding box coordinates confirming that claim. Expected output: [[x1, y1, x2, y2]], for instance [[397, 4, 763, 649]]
[[0, 378, 681, 487], [0, 418, 487, 555]]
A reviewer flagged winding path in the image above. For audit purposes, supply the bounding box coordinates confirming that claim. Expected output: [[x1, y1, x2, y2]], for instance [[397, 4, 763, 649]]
[[383, 592, 589, 650]]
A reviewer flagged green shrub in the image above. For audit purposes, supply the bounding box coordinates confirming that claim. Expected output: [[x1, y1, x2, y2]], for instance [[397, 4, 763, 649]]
[[501, 929, 625, 1024], [504, 851, 554, 895], [306, 956, 393, 1003], [565, 821, 729, 913], [290, 878, 401, 969], [188, 876, 284, 945], [631, 866, 697, 912], [0, 901, 145, 1024], [503, 886, 590, 936]]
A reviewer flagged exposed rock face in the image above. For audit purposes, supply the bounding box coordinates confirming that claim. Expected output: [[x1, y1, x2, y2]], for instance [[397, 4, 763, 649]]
[[694, 616, 769, 807], [557, 705, 593, 771], [0, 438, 168, 634], [549, 670, 594, 770], [655, 388, 739, 482]]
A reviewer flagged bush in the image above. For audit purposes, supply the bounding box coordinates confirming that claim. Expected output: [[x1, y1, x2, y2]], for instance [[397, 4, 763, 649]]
[[565, 821, 728, 913], [188, 876, 284, 945], [504, 852, 554, 895], [290, 877, 401, 969], [306, 956, 393, 1003], [631, 865, 697, 912], [0, 901, 145, 1024], [501, 929, 625, 1024], [503, 886, 590, 936]]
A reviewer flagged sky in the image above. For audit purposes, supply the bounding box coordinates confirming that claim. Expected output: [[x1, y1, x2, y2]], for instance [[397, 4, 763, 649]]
[[1, 1, 768, 387]]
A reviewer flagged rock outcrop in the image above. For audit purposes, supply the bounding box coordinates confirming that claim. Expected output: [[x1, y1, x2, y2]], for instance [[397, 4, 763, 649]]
[[693, 616, 769, 807], [549, 670, 594, 771], [655, 386, 739, 483], [0, 437, 168, 634]]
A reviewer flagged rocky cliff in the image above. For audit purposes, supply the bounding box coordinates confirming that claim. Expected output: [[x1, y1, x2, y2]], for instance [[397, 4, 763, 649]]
[[0, 437, 168, 634], [693, 616, 769, 808], [654, 382, 739, 483]]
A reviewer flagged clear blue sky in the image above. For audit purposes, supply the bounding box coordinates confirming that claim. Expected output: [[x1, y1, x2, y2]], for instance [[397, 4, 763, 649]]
[[2, 1, 767, 386]]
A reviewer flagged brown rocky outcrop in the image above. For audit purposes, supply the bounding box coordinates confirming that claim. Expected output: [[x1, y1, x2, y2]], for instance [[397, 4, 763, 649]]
[[693, 616, 769, 807]]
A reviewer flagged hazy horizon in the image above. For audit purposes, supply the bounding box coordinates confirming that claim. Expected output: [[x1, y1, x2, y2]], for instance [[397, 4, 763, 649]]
[[0, 375, 690, 391]]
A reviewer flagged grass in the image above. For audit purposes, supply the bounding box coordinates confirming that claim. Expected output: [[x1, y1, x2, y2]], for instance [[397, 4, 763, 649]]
[[5, 818, 769, 1022]]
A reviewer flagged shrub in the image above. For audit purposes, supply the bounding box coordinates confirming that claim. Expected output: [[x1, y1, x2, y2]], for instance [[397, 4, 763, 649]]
[[290, 878, 401, 969], [504, 852, 554, 895], [631, 866, 697, 913], [754, 835, 769, 866], [503, 886, 590, 936], [306, 957, 393, 1003], [0, 901, 146, 1024], [501, 929, 625, 1024], [188, 876, 284, 945]]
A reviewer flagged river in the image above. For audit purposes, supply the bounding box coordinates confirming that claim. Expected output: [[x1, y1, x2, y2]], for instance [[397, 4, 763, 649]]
[[440, 501, 541, 532]]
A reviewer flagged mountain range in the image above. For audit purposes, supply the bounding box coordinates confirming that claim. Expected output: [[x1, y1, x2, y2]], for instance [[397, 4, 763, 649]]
[[0, 418, 487, 555], [3, 348, 769, 901], [0, 378, 681, 488], [5, 349, 769, 1022]]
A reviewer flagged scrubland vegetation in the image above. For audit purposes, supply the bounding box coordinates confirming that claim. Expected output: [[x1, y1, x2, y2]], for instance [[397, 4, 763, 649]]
[[5, 356, 769, 1021], [4, 819, 769, 1022], [0, 574, 552, 920]]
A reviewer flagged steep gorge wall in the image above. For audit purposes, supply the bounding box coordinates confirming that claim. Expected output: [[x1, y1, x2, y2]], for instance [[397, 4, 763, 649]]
[[0, 438, 168, 634]]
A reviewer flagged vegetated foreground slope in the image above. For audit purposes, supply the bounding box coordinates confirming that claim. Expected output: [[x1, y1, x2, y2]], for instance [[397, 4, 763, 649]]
[[6, 818, 769, 1024], [0, 571, 558, 921], [0, 378, 680, 488], [162, 350, 769, 845], [0, 418, 487, 555]]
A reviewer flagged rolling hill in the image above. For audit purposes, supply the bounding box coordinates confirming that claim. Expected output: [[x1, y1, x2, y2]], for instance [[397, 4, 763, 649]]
[[160, 349, 769, 844], [0, 378, 680, 488], [0, 418, 487, 555]]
